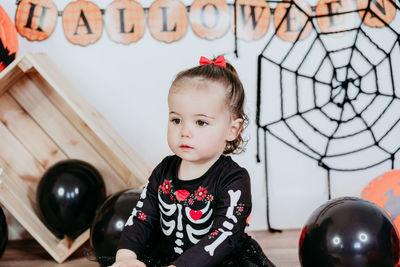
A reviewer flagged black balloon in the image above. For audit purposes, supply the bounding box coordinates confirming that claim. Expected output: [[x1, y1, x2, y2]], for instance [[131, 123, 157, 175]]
[[37, 159, 106, 237], [299, 197, 400, 267], [90, 188, 141, 266], [0, 206, 7, 258]]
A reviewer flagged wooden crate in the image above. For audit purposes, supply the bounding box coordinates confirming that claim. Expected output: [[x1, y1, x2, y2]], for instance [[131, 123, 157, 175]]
[[0, 52, 152, 263]]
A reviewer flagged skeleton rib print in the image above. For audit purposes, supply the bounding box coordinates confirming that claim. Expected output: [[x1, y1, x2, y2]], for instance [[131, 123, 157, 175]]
[[118, 155, 252, 267]]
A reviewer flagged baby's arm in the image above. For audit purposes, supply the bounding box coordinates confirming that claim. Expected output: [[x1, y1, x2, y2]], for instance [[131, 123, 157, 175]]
[[109, 249, 145, 267], [116, 160, 165, 265]]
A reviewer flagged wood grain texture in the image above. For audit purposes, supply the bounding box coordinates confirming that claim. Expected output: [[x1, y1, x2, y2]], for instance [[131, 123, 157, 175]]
[[0, 52, 152, 263]]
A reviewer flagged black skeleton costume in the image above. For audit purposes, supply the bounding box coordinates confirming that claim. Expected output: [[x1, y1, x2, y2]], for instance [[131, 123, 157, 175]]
[[118, 155, 253, 266]]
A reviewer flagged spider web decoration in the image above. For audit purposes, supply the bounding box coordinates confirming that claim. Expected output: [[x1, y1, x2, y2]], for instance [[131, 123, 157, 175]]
[[256, 0, 400, 231]]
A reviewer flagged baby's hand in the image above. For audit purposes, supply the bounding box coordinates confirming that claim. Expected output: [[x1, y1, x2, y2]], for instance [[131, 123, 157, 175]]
[[109, 249, 146, 267], [109, 259, 146, 267]]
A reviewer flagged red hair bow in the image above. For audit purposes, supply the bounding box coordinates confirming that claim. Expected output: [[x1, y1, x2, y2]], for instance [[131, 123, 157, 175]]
[[199, 56, 226, 68]]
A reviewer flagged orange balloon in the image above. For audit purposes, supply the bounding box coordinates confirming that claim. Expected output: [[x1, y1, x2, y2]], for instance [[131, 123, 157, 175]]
[[0, 5, 18, 71], [362, 170, 400, 258]]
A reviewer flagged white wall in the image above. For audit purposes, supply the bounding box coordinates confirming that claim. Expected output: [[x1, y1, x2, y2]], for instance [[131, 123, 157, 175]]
[[2, 0, 399, 239]]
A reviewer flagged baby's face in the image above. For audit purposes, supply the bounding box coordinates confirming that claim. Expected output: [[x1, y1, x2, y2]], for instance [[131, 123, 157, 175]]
[[167, 79, 236, 165]]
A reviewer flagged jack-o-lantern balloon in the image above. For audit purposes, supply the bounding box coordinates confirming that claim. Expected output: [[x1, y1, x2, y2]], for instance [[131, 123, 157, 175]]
[[0, 5, 18, 71], [362, 170, 400, 266], [362, 170, 400, 236]]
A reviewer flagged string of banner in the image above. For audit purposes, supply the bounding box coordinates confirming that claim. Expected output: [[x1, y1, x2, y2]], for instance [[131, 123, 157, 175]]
[[14, 0, 398, 46]]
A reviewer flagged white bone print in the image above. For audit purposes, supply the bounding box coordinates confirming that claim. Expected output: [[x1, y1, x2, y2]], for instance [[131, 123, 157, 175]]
[[186, 223, 213, 244], [125, 184, 150, 226], [203, 189, 242, 256], [161, 216, 176, 236], [158, 193, 177, 216], [158, 193, 177, 236], [177, 204, 183, 231], [136, 181, 149, 209], [125, 208, 137, 226], [174, 247, 184, 254], [226, 190, 241, 223], [204, 228, 233, 256], [174, 204, 185, 252]]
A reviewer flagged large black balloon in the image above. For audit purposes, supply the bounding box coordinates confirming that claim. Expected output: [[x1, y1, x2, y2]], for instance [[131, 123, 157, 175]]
[[299, 197, 400, 267], [37, 159, 106, 237], [90, 188, 141, 266], [0, 206, 7, 258]]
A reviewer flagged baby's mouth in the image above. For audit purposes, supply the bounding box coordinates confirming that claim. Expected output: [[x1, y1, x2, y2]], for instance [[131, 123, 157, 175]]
[[180, 144, 193, 149]]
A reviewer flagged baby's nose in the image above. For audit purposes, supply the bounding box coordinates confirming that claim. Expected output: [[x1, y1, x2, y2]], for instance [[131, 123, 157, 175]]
[[180, 124, 191, 137]]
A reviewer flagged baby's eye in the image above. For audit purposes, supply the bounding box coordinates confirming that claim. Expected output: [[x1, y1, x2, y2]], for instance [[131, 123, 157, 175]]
[[196, 120, 208, 126], [171, 118, 181, 124]]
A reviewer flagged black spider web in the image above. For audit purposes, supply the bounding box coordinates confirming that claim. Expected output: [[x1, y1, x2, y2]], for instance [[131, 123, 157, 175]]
[[256, 0, 400, 231]]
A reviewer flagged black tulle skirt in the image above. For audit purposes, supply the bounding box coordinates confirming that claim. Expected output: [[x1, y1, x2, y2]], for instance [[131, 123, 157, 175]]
[[137, 233, 276, 267]]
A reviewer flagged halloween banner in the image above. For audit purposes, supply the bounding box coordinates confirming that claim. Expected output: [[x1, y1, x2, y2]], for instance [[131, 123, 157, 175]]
[[13, 0, 398, 46]]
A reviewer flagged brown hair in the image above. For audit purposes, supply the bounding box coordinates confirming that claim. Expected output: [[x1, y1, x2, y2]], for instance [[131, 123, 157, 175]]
[[170, 56, 248, 154]]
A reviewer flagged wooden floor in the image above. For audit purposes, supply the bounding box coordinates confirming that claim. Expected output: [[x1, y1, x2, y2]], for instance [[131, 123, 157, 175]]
[[0, 229, 301, 266]]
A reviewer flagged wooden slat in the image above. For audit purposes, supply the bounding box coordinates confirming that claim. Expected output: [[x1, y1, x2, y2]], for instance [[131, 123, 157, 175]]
[[0, 110, 44, 192], [0, 92, 67, 171], [25, 52, 151, 187], [9, 75, 126, 194], [2, 239, 98, 267], [0, 165, 90, 263], [28, 71, 140, 189], [0, 63, 25, 96]]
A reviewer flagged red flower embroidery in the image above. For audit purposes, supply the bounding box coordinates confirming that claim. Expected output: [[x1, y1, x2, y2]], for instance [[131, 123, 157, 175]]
[[237, 206, 244, 213], [138, 212, 146, 221], [210, 229, 219, 236], [161, 180, 172, 194], [188, 198, 194, 205], [176, 189, 190, 201], [194, 187, 208, 201], [170, 194, 174, 201]]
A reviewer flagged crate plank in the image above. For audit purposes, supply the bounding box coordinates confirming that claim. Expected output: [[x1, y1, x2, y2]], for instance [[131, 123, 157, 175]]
[[0, 112, 44, 191], [0, 64, 26, 96], [0, 92, 67, 172], [0, 165, 88, 263], [10, 75, 126, 194], [28, 71, 141, 188], [26, 53, 150, 186]]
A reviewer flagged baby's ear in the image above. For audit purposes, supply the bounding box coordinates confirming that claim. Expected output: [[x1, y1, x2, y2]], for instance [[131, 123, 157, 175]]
[[227, 118, 243, 142]]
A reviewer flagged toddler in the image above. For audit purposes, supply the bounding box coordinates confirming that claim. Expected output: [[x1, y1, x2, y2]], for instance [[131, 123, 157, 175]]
[[111, 56, 275, 267]]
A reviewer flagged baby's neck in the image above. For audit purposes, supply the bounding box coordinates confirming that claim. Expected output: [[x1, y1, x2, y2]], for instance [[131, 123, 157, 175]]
[[178, 156, 220, 181]]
